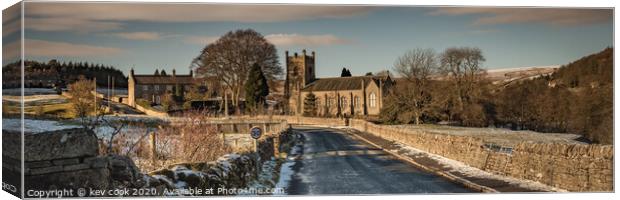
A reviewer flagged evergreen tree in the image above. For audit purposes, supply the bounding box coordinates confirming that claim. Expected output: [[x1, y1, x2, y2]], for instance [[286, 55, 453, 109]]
[[244, 63, 269, 114], [341, 67, 352, 77], [303, 91, 318, 117]]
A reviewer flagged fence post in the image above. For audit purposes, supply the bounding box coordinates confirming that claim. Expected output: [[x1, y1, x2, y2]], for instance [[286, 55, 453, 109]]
[[150, 131, 157, 161], [273, 136, 280, 158]]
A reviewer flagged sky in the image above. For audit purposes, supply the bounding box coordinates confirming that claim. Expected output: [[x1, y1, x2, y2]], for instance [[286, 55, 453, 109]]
[[2, 2, 614, 78]]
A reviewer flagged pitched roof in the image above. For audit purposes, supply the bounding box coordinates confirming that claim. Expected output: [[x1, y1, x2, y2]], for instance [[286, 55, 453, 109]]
[[132, 75, 194, 85], [301, 75, 390, 92]]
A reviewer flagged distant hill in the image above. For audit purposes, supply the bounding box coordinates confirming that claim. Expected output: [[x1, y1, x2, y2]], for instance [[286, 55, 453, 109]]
[[2, 60, 128, 88], [493, 47, 613, 144], [485, 65, 560, 86], [550, 47, 613, 88]]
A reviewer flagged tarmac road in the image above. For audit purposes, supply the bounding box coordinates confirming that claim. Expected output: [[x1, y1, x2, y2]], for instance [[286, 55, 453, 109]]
[[285, 126, 473, 195]]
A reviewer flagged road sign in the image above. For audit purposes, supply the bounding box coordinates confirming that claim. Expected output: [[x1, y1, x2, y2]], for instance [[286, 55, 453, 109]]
[[250, 126, 262, 139]]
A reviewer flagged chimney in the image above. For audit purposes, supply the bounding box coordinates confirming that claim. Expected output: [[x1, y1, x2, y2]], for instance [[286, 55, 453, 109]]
[[130, 68, 134, 76], [173, 69, 176, 76], [285, 50, 289, 57], [302, 49, 307, 57]]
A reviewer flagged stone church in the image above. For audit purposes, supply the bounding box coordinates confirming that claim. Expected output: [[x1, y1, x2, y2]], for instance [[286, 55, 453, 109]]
[[285, 50, 393, 116]]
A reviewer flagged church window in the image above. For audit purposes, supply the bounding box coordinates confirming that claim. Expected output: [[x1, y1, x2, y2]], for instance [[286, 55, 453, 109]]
[[369, 92, 377, 108]]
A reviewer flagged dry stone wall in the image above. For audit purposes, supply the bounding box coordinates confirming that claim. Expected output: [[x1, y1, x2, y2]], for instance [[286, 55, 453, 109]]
[[2, 128, 150, 197], [346, 119, 613, 192]]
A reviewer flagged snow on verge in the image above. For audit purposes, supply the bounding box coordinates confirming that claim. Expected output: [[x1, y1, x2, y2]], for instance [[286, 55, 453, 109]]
[[274, 160, 295, 195], [274, 143, 303, 195], [2, 118, 81, 133], [395, 143, 568, 192]]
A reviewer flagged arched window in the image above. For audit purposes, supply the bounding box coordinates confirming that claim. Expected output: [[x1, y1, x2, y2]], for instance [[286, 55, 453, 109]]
[[326, 97, 333, 107], [369, 92, 377, 108], [340, 96, 347, 108]]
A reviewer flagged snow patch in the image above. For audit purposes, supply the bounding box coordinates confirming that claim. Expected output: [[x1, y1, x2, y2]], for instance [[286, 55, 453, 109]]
[[2, 118, 81, 133], [274, 160, 295, 195], [395, 143, 567, 192]]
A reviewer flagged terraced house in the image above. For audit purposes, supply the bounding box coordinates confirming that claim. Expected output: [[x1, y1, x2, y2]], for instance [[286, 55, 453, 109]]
[[285, 50, 393, 116], [127, 68, 194, 107]]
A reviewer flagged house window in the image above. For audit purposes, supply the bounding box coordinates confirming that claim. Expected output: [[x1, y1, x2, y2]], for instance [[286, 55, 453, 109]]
[[354, 96, 360, 108], [154, 85, 160, 91], [326, 97, 333, 107], [340, 96, 347, 108], [369, 92, 377, 108], [166, 85, 173, 91], [142, 85, 148, 91]]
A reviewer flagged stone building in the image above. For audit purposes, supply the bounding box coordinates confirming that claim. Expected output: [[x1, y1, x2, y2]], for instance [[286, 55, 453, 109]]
[[127, 68, 193, 107], [285, 50, 393, 116]]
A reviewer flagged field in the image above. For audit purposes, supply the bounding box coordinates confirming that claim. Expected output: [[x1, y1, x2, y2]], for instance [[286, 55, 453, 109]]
[[2, 88, 76, 118], [390, 124, 585, 146]]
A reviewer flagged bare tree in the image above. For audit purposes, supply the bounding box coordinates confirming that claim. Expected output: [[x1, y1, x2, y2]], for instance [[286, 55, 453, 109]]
[[68, 77, 103, 131], [392, 48, 440, 124], [439, 47, 486, 113], [68, 77, 127, 154], [191, 29, 282, 114]]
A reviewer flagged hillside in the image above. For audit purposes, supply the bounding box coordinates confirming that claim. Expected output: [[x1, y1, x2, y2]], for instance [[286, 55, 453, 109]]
[[2, 60, 128, 88], [493, 47, 613, 144], [485, 65, 560, 86]]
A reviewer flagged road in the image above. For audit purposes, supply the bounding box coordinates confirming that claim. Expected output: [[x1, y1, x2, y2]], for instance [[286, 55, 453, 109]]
[[284, 126, 473, 195]]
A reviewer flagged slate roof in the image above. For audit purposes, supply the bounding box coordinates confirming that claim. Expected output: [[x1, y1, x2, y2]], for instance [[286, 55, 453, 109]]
[[132, 75, 194, 85], [301, 75, 390, 92]]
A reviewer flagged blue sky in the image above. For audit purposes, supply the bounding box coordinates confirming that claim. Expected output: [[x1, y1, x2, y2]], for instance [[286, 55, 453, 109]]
[[2, 3, 613, 78]]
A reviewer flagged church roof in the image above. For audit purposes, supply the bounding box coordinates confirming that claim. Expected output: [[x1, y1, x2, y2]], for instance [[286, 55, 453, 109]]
[[301, 75, 390, 92], [132, 74, 194, 85]]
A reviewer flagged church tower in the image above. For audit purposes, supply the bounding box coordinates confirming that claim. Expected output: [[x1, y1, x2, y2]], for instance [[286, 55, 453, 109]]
[[284, 49, 316, 115]]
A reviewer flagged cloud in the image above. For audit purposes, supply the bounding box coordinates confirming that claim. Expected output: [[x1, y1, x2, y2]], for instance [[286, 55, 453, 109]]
[[181, 33, 351, 46], [3, 39, 21, 62], [21, 39, 124, 57], [183, 35, 220, 44], [22, 3, 375, 33], [113, 32, 162, 40], [468, 29, 500, 35], [265, 34, 352, 46], [25, 17, 123, 33], [3, 3, 21, 37], [429, 7, 612, 26]]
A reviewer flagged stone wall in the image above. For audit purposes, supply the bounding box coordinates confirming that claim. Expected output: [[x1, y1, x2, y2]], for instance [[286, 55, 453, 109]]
[[347, 119, 613, 192], [135, 103, 169, 117], [200, 115, 613, 191], [2, 128, 149, 197], [247, 115, 346, 127]]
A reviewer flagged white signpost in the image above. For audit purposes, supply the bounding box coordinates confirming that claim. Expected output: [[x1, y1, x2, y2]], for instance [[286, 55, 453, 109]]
[[250, 126, 262, 140], [250, 126, 262, 176]]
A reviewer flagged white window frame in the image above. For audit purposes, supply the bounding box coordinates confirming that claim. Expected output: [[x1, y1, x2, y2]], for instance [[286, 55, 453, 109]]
[[369, 92, 377, 108]]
